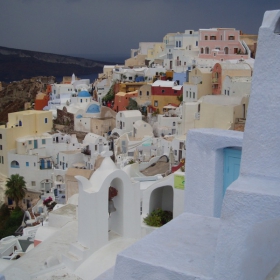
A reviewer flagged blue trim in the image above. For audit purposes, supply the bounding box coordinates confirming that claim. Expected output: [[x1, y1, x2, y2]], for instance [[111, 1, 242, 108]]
[[223, 148, 242, 196]]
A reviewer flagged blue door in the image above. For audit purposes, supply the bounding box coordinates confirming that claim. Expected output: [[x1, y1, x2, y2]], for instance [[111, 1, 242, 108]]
[[34, 140, 38, 149], [223, 148, 242, 196]]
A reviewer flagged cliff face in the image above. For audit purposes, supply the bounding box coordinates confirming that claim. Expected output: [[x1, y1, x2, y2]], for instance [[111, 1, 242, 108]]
[[0, 46, 109, 82], [0, 76, 55, 124]]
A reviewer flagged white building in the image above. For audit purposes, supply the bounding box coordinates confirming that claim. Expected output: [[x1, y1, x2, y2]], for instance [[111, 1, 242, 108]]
[[112, 110, 142, 137], [222, 75, 252, 97]]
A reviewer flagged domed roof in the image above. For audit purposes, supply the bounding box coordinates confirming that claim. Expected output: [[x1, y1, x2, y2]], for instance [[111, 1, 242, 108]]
[[78, 91, 91, 97], [86, 104, 100, 113]]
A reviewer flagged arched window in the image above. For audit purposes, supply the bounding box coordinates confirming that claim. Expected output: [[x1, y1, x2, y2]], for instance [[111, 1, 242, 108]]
[[205, 47, 210, 54], [11, 160, 20, 168], [200, 48, 204, 54]]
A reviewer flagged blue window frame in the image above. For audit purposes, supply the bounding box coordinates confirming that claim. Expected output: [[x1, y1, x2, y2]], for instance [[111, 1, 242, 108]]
[[42, 139, 46, 144], [26, 162, 29, 167]]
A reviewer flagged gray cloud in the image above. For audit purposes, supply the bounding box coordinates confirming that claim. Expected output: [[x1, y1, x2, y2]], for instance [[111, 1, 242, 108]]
[[0, 0, 279, 61]]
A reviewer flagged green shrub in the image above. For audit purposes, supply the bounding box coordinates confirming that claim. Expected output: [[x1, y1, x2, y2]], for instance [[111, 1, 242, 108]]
[[0, 207, 23, 239], [143, 208, 173, 227]]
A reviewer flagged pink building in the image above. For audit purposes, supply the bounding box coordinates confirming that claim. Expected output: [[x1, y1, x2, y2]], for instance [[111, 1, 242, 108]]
[[198, 28, 250, 60]]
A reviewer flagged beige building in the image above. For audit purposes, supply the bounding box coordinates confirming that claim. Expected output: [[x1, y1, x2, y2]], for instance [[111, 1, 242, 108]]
[[195, 95, 249, 130], [134, 84, 152, 106], [0, 110, 52, 176], [90, 117, 116, 136], [183, 67, 212, 102], [125, 54, 147, 67], [146, 43, 165, 63]]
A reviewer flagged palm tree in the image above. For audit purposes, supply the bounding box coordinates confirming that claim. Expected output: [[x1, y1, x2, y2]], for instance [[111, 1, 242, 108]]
[[5, 174, 27, 208]]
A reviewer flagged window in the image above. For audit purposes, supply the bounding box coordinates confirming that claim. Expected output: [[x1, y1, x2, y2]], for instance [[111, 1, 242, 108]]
[[205, 47, 209, 54], [186, 91, 188, 98], [228, 36, 235, 40], [26, 162, 29, 167], [224, 90, 226, 95], [44, 118, 48, 124], [154, 101, 158, 107], [147, 91, 149, 96], [179, 41, 182, 48], [162, 90, 165, 93], [201, 48, 204, 54], [29, 140, 32, 144], [173, 122, 176, 126], [174, 90, 177, 94], [174, 150, 177, 156], [189, 45, 191, 50], [210, 36, 216, 40], [42, 139, 46, 144], [205, 36, 208, 40], [139, 91, 142, 96], [34, 162, 36, 167], [95, 145, 97, 151], [0, 145, 2, 150], [1, 156, 3, 164], [80, 99, 83, 103], [11, 160, 19, 168], [32, 181, 36, 186], [176, 41, 178, 47], [129, 77, 132, 80], [196, 41, 198, 46]]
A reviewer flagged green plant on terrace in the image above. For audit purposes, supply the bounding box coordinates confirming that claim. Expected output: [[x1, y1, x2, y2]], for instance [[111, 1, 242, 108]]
[[143, 208, 173, 227]]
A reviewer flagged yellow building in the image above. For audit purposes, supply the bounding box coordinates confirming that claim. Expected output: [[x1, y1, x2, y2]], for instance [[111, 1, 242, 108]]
[[0, 110, 52, 176], [183, 67, 212, 102]]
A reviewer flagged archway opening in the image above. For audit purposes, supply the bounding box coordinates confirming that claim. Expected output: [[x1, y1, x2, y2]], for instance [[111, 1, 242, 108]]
[[149, 185, 173, 214], [108, 177, 124, 239]]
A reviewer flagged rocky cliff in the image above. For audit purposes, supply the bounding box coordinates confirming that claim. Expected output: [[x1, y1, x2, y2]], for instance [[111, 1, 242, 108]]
[[0, 76, 55, 124]]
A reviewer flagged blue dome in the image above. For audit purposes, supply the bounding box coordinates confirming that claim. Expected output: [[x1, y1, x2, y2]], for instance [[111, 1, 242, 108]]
[[76, 114, 83, 118], [86, 104, 100, 113], [78, 91, 91, 97]]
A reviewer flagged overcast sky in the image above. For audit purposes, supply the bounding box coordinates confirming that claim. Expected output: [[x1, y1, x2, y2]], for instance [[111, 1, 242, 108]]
[[0, 0, 279, 61]]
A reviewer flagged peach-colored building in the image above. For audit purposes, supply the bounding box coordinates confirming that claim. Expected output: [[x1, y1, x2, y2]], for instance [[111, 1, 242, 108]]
[[198, 28, 250, 60], [113, 91, 138, 112], [212, 62, 252, 95]]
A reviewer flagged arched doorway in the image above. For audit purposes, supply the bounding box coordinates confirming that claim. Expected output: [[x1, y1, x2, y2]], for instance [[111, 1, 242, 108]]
[[108, 177, 124, 238], [149, 185, 174, 214]]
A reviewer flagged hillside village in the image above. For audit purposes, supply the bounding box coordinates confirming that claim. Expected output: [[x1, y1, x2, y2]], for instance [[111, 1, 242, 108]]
[[0, 11, 280, 280]]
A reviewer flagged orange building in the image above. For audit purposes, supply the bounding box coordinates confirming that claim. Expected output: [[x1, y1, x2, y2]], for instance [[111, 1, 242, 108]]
[[113, 91, 138, 112], [34, 84, 51, 110]]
